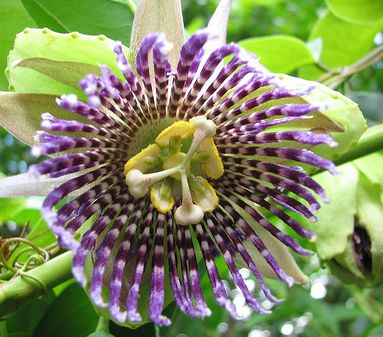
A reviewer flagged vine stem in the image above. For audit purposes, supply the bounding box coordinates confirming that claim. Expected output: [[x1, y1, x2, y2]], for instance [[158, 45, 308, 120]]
[[334, 124, 383, 166], [0, 251, 72, 318]]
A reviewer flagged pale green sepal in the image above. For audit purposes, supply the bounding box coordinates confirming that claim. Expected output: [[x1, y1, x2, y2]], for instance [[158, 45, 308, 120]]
[[7, 28, 128, 95], [308, 165, 359, 260], [324, 170, 383, 287], [221, 194, 309, 284], [304, 154, 383, 287], [272, 75, 367, 164], [13, 58, 100, 96], [129, 0, 184, 70], [206, 0, 232, 50], [355, 174, 383, 286], [0, 92, 88, 146]]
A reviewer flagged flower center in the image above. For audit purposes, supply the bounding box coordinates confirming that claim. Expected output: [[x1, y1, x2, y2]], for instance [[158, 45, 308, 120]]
[[124, 116, 224, 225]]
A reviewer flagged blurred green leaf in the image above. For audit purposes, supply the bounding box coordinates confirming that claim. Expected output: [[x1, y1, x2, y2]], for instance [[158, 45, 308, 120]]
[[0, 0, 35, 90], [87, 331, 115, 337], [0, 197, 26, 223], [20, 0, 134, 45], [310, 11, 381, 68], [239, 35, 315, 73], [326, 0, 383, 25], [11, 208, 42, 226], [298, 64, 325, 81], [32, 283, 99, 337], [6, 291, 56, 337], [239, 0, 283, 7]]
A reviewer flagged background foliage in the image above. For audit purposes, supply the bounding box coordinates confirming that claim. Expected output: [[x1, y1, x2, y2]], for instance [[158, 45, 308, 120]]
[[0, 0, 382, 337]]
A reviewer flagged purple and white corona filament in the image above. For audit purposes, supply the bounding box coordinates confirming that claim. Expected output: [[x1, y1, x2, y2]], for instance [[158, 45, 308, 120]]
[[30, 31, 337, 326]]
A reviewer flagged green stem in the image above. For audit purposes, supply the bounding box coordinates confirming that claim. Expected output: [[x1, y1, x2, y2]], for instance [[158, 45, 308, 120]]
[[335, 124, 383, 166], [96, 316, 110, 333], [0, 251, 72, 318], [345, 285, 383, 323]]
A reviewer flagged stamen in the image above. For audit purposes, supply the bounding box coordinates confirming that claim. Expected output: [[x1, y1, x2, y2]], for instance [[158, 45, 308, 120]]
[[174, 173, 204, 225], [124, 116, 223, 224]]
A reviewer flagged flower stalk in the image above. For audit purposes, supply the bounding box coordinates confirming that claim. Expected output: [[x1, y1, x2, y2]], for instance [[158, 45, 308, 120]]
[[335, 123, 383, 166]]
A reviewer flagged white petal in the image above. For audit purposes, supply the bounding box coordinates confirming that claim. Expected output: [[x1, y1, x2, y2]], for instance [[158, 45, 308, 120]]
[[129, 0, 184, 70], [0, 172, 87, 198], [0, 173, 65, 197], [206, 0, 232, 51]]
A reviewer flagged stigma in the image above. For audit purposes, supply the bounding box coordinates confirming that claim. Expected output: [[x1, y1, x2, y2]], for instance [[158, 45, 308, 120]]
[[124, 116, 223, 225]]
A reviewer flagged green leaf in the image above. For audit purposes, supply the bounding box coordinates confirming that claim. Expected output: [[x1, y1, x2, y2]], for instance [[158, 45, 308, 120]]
[[298, 64, 325, 81], [239, 35, 315, 73], [7, 28, 128, 97], [326, 0, 383, 25], [129, 0, 184, 70], [6, 291, 56, 337], [309, 11, 381, 68], [0, 0, 36, 90], [32, 283, 99, 337], [20, 0, 135, 45]]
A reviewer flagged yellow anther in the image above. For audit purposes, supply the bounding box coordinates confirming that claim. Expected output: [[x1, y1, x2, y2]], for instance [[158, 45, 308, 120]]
[[150, 181, 175, 213], [155, 121, 194, 147], [124, 143, 160, 175], [197, 138, 224, 179], [189, 176, 219, 212]]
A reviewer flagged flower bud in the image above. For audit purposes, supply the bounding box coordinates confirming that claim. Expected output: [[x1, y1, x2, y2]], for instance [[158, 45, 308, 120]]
[[309, 152, 383, 287]]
